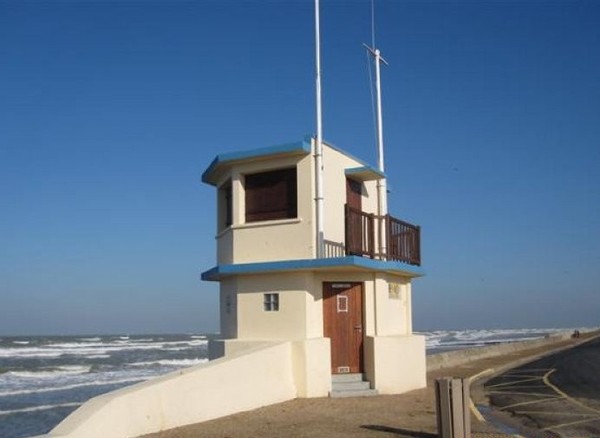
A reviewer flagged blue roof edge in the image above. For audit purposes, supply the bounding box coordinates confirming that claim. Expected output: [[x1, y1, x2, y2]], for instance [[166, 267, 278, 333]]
[[201, 256, 425, 282], [345, 166, 386, 180], [201, 137, 313, 185]]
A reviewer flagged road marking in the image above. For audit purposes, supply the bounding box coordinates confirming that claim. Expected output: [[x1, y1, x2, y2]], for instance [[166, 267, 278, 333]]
[[469, 399, 485, 422], [529, 368, 600, 432], [543, 416, 600, 431], [468, 367, 494, 382], [486, 376, 543, 388], [487, 390, 559, 397], [542, 369, 600, 414], [499, 396, 560, 410], [504, 368, 554, 373], [488, 385, 548, 390], [515, 410, 598, 417]]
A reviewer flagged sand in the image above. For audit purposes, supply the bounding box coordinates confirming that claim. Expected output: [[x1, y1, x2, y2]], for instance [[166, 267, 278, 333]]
[[143, 334, 595, 438]]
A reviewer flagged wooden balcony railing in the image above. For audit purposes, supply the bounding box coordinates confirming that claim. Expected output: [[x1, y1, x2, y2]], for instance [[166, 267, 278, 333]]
[[343, 204, 421, 266], [386, 215, 421, 266]]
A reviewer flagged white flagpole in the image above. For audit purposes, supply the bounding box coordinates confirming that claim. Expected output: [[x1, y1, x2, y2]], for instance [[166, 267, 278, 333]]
[[314, 0, 325, 258]]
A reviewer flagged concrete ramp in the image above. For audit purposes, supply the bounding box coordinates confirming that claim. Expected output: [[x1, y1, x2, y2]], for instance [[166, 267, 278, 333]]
[[36, 342, 296, 438]]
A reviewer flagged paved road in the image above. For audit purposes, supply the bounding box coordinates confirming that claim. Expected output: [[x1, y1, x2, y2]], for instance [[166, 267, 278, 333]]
[[485, 336, 600, 437]]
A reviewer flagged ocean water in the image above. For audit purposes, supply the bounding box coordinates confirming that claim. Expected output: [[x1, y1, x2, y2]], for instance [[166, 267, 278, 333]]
[[0, 334, 211, 438], [0, 328, 589, 438], [420, 327, 584, 354]]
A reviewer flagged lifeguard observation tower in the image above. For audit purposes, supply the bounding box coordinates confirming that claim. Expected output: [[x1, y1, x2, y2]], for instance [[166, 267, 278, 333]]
[[201, 136, 426, 397]]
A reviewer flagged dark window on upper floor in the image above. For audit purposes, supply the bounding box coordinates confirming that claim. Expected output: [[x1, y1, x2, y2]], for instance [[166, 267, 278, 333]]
[[245, 168, 297, 222], [218, 180, 232, 229]]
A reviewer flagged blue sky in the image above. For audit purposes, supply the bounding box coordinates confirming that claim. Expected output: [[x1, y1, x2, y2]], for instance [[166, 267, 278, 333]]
[[1, 0, 599, 335]]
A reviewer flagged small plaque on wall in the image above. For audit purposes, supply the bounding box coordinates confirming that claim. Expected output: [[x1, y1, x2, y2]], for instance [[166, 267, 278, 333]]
[[389, 283, 401, 299]]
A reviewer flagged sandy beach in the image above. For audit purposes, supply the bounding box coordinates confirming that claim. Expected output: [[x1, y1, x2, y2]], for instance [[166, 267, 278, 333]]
[[144, 333, 598, 438]]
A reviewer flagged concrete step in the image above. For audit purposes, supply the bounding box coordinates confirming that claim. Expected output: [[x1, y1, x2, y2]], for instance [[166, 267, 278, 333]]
[[332, 380, 371, 391], [330, 374, 378, 398], [331, 373, 363, 383]]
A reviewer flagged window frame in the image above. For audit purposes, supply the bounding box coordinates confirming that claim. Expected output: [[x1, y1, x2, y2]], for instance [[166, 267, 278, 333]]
[[244, 167, 297, 223], [263, 293, 280, 312], [218, 179, 233, 230]]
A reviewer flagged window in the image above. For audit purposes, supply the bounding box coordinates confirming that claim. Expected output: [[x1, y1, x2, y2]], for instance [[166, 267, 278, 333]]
[[263, 293, 279, 312], [218, 181, 232, 229], [245, 168, 297, 222]]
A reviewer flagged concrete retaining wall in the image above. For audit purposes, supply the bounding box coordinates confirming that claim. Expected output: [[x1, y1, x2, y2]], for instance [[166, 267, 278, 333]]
[[365, 335, 427, 394], [37, 342, 296, 438], [427, 332, 573, 371]]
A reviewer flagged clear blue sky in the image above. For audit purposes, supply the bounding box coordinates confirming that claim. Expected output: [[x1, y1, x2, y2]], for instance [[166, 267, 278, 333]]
[[1, 0, 599, 335]]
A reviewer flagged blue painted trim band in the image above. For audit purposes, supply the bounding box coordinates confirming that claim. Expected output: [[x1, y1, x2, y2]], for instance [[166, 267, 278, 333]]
[[201, 256, 424, 281], [345, 166, 386, 181], [202, 138, 312, 185]]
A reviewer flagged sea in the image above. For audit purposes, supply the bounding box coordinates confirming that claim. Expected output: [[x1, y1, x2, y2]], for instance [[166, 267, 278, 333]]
[[0, 328, 590, 438]]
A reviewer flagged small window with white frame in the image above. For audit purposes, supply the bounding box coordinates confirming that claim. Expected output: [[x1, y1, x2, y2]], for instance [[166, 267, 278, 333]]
[[263, 293, 279, 311]]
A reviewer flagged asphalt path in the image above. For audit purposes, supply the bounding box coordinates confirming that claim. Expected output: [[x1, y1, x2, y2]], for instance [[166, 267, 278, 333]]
[[485, 336, 600, 437]]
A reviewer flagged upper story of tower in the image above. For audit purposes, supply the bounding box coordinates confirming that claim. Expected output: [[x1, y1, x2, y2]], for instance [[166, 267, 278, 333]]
[[202, 136, 420, 267]]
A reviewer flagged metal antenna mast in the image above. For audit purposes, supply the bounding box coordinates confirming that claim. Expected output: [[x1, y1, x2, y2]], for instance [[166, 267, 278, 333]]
[[363, 43, 389, 256]]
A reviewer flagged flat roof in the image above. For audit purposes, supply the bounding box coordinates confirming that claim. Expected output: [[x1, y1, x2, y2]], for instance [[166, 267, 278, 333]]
[[201, 137, 312, 186]]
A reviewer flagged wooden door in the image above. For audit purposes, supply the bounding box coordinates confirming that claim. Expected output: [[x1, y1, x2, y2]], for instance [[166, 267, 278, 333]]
[[323, 282, 364, 374], [346, 178, 363, 255], [346, 178, 362, 210]]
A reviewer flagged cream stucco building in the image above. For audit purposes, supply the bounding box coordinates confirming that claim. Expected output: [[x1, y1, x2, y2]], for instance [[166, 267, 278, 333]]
[[202, 136, 426, 397]]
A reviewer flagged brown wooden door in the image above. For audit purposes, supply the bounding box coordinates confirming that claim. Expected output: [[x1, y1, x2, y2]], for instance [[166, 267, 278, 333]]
[[323, 282, 364, 374], [346, 178, 362, 210], [346, 178, 363, 256]]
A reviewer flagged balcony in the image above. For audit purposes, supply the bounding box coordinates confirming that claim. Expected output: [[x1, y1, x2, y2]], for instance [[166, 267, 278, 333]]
[[323, 205, 421, 266]]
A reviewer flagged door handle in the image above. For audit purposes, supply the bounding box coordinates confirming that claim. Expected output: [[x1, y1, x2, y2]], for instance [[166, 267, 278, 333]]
[[354, 325, 362, 331]]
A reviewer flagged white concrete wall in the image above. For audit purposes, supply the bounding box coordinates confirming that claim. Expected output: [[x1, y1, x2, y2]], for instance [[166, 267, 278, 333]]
[[365, 334, 426, 394], [373, 274, 412, 336], [291, 338, 332, 398], [219, 277, 238, 338], [42, 343, 297, 438], [234, 272, 312, 340]]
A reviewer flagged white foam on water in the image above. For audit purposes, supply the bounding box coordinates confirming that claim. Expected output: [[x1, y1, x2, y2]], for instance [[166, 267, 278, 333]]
[[0, 376, 150, 397], [127, 358, 208, 368], [0, 402, 82, 416], [0, 350, 64, 358], [5, 366, 91, 379], [420, 327, 584, 351], [12, 341, 30, 345], [0, 338, 207, 359]]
